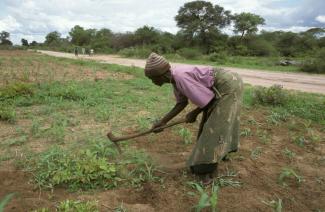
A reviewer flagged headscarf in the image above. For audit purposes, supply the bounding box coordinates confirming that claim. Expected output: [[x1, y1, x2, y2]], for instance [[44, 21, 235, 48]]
[[144, 52, 171, 78]]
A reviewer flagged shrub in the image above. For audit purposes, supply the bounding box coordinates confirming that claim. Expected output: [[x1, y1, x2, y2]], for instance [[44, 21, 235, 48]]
[[248, 39, 277, 57], [252, 85, 288, 106], [177, 48, 202, 59], [208, 52, 227, 63], [0, 105, 16, 123], [0, 82, 34, 100], [300, 48, 325, 73], [118, 47, 151, 58]]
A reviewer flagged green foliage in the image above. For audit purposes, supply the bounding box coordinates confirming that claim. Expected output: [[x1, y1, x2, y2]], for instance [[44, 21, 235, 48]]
[[282, 147, 296, 159], [0, 82, 34, 100], [278, 167, 303, 186], [300, 48, 325, 73], [251, 147, 262, 159], [177, 48, 202, 59], [187, 181, 219, 212], [0, 105, 16, 123], [178, 127, 192, 144], [57, 200, 99, 212], [0, 193, 15, 211], [33, 199, 99, 212], [21, 138, 156, 191], [118, 46, 152, 58], [247, 38, 277, 56], [262, 198, 283, 212], [252, 85, 288, 106], [232, 12, 265, 38]]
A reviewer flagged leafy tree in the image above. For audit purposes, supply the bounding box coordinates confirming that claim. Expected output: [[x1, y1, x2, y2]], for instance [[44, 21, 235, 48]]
[[69, 25, 95, 46], [233, 12, 265, 39], [45, 31, 61, 46], [175, 0, 231, 53], [0, 31, 13, 45], [21, 38, 29, 46], [30, 41, 38, 46], [134, 25, 160, 45], [90, 28, 113, 51]]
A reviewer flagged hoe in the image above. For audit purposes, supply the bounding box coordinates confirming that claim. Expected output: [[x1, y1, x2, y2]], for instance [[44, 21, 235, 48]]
[[107, 118, 186, 153]]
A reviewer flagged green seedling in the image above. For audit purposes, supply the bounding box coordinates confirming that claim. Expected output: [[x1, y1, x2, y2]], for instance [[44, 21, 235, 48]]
[[282, 147, 296, 160], [251, 147, 262, 160], [216, 170, 242, 187], [0, 193, 15, 211], [278, 167, 303, 186], [178, 127, 192, 144], [240, 127, 252, 137], [262, 198, 282, 212], [187, 181, 219, 212]]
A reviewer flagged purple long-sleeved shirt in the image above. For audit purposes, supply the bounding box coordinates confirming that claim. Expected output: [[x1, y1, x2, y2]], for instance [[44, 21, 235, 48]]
[[171, 65, 215, 108]]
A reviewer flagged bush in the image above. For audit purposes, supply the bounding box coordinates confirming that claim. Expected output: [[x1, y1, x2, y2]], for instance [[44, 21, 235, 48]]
[[0, 82, 34, 100], [300, 48, 325, 73], [252, 85, 288, 106], [118, 46, 152, 58], [177, 48, 202, 59], [248, 39, 277, 57], [208, 52, 227, 64], [0, 105, 16, 123]]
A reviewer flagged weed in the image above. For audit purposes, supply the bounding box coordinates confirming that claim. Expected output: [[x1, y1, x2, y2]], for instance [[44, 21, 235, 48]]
[[0, 193, 15, 211], [257, 130, 271, 144], [113, 202, 128, 212], [251, 147, 263, 160], [178, 127, 192, 144], [136, 116, 151, 130], [282, 148, 296, 160], [0, 82, 34, 100], [252, 85, 288, 106], [240, 127, 252, 137], [2, 135, 28, 147], [267, 110, 290, 125], [278, 167, 304, 186], [292, 135, 306, 147], [262, 198, 282, 212], [33, 199, 99, 212], [216, 170, 242, 187], [187, 181, 219, 212], [0, 105, 16, 123]]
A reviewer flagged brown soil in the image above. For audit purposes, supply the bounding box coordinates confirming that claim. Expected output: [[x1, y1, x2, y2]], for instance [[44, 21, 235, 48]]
[[1, 107, 325, 211]]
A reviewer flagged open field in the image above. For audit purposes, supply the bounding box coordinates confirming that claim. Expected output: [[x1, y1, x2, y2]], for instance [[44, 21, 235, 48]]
[[1, 50, 325, 211]]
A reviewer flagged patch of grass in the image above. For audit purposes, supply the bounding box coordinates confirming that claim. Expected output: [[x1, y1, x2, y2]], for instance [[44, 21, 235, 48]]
[[0, 193, 15, 211], [278, 167, 304, 187], [20, 137, 157, 191], [240, 127, 252, 137], [33, 199, 99, 212], [0, 82, 35, 100], [0, 105, 16, 123]]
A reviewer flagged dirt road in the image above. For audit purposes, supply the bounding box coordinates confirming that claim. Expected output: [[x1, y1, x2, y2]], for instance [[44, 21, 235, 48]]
[[38, 50, 325, 94]]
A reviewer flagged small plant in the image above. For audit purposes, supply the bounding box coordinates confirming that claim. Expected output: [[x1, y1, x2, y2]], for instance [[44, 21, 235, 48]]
[[187, 181, 219, 212], [0, 193, 15, 211], [282, 147, 296, 160], [215, 170, 242, 187], [0, 105, 16, 123], [0, 82, 34, 100], [292, 135, 306, 147], [262, 198, 282, 212], [267, 110, 290, 125], [251, 147, 263, 160], [252, 85, 288, 106], [57, 200, 99, 212], [240, 128, 252, 137], [257, 130, 271, 144], [278, 167, 303, 186], [178, 127, 192, 144]]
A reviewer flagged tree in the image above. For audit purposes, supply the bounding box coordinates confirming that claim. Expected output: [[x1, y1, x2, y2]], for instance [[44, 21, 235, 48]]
[[134, 25, 160, 45], [69, 25, 95, 46], [233, 12, 265, 39], [45, 31, 61, 46], [30, 41, 38, 46], [21, 38, 29, 46], [90, 28, 113, 51], [0, 31, 13, 45], [175, 0, 231, 52]]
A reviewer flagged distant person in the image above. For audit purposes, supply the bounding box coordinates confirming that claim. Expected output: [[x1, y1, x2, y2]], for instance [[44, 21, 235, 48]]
[[90, 49, 94, 56], [74, 47, 78, 56], [143, 52, 243, 185], [82, 48, 85, 55]]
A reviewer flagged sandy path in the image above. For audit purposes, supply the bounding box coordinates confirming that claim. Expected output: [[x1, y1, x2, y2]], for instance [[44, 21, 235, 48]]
[[38, 50, 325, 94]]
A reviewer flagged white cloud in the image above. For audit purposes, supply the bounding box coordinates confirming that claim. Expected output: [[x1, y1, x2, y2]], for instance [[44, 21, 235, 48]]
[[1, 0, 324, 44], [316, 15, 325, 23]]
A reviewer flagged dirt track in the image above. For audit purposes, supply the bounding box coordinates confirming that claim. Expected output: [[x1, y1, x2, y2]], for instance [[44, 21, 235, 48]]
[[37, 50, 325, 94]]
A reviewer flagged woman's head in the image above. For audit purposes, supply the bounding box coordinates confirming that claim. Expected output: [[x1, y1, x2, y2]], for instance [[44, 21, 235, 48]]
[[144, 52, 171, 86]]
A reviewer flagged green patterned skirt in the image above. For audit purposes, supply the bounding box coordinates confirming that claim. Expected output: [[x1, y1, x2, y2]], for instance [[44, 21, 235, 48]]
[[187, 68, 244, 167]]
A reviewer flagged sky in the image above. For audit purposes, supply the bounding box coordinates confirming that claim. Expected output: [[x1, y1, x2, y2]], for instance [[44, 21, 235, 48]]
[[0, 0, 324, 44]]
